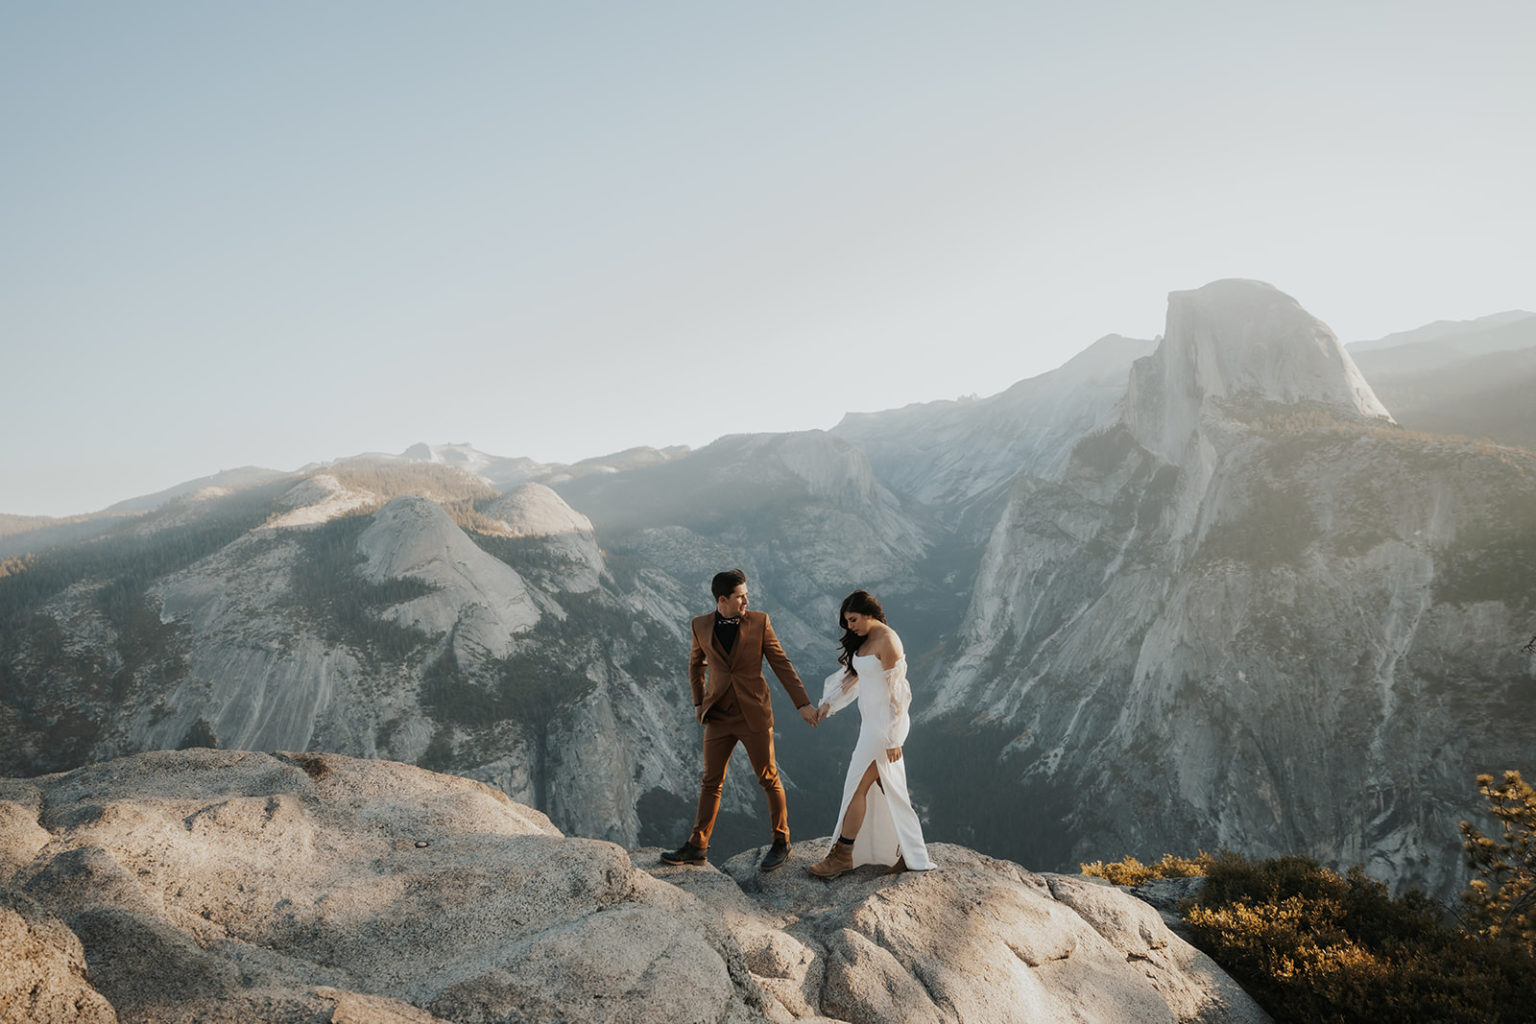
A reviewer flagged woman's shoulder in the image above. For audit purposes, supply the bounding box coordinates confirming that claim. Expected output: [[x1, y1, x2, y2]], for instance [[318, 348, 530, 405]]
[[870, 624, 904, 662]]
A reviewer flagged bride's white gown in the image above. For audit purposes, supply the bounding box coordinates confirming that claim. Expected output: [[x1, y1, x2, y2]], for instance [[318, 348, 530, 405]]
[[818, 654, 934, 870]]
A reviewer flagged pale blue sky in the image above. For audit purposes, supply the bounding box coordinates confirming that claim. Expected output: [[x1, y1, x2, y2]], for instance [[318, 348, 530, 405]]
[[4, 1, 1533, 516]]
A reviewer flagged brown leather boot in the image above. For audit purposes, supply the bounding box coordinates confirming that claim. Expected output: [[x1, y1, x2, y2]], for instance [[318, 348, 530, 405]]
[[884, 856, 908, 875], [808, 841, 854, 878]]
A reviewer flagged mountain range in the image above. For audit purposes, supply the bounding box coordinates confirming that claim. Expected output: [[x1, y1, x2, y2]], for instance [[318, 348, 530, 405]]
[[2, 280, 1532, 902]]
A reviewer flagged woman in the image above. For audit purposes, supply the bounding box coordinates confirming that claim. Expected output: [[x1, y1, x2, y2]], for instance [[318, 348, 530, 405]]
[[808, 590, 934, 877]]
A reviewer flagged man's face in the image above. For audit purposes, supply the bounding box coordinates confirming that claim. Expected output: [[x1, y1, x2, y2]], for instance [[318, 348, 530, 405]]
[[717, 584, 748, 618]]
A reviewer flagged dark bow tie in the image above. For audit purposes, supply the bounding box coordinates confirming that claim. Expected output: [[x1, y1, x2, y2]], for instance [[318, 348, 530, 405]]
[[716, 616, 741, 626]]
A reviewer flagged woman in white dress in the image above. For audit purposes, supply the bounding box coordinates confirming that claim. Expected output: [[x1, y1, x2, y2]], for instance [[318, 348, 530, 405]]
[[807, 590, 934, 877]]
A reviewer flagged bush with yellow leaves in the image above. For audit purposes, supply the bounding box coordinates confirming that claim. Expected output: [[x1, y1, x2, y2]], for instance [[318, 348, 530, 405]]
[[1180, 853, 1534, 1024], [1460, 770, 1536, 952], [1080, 851, 1213, 886]]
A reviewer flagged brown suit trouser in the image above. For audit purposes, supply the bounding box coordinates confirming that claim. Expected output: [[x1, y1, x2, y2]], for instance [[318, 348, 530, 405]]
[[689, 689, 789, 849]]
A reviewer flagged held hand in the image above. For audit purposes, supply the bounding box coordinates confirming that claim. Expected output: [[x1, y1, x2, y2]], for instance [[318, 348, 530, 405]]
[[886, 747, 902, 763], [800, 704, 819, 728], [816, 701, 832, 725]]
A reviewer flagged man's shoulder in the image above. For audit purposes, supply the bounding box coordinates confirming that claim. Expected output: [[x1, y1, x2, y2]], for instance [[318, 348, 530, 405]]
[[690, 612, 714, 630]]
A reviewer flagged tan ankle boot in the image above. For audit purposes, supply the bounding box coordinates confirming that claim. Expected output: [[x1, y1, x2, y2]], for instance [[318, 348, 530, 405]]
[[808, 841, 854, 878], [884, 856, 908, 875]]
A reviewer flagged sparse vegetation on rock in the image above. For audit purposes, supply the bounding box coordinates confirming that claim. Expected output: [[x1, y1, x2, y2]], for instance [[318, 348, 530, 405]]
[[1082, 789, 1536, 1024], [1081, 851, 1214, 887]]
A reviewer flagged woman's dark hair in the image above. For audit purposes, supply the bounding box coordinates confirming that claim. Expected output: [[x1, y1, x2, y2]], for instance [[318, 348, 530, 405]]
[[837, 590, 887, 676], [711, 568, 747, 599]]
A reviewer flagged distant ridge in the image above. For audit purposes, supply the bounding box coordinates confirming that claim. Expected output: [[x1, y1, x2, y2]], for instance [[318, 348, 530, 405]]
[[1348, 310, 1536, 448], [1348, 309, 1535, 353], [106, 466, 289, 513]]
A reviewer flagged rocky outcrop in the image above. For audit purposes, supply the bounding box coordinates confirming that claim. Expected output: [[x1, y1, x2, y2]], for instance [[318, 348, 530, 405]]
[[358, 495, 541, 654], [1, 750, 1267, 1024], [266, 474, 376, 528], [1122, 280, 1389, 468], [484, 482, 596, 540], [0, 886, 119, 1024], [654, 844, 1268, 1024], [1, 751, 736, 1024], [482, 483, 604, 592]]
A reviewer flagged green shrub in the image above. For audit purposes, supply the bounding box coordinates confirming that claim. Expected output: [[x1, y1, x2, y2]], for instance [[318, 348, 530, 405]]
[[1179, 853, 1536, 1024]]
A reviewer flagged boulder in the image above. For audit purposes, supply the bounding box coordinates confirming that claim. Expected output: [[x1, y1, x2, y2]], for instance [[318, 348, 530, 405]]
[[7, 750, 746, 1024], [647, 841, 1271, 1024], [0, 886, 118, 1024]]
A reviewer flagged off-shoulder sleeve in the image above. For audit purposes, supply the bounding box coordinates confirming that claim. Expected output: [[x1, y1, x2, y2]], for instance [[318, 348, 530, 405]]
[[883, 660, 912, 748], [819, 668, 859, 717]]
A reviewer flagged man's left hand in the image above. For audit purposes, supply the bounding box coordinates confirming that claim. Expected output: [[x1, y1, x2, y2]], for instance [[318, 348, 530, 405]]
[[799, 704, 819, 728]]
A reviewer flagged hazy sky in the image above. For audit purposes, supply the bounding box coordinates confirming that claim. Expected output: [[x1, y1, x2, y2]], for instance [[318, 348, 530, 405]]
[[4, 1, 1533, 516]]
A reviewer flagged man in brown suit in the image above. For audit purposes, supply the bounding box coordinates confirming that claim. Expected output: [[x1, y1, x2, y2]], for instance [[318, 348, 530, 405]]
[[662, 568, 817, 872]]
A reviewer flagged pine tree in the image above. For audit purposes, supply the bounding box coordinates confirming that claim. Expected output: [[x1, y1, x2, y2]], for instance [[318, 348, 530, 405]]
[[1460, 770, 1536, 950]]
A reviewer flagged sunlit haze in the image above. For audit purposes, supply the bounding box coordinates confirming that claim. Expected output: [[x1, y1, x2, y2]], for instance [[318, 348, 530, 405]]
[[3, 1, 1532, 516]]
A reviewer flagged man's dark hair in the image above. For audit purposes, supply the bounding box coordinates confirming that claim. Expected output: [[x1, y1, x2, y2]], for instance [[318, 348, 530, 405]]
[[711, 568, 747, 599]]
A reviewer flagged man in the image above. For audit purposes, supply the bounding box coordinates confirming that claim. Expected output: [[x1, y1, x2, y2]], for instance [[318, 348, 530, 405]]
[[662, 568, 817, 872]]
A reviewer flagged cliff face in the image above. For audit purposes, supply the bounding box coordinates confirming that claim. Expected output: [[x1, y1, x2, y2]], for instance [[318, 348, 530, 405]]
[[832, 333, 1156, 510], [1123, 280, 1389, 469], [922, 281, 1535, 895], [0, 750, 1269, 1024]]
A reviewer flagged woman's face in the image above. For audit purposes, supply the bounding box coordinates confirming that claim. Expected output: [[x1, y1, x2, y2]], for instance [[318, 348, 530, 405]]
[[843, 611, 876, 637]]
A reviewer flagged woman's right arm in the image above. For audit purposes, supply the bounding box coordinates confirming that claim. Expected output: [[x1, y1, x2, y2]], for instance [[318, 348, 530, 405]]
[[817, 667, 859, 721]]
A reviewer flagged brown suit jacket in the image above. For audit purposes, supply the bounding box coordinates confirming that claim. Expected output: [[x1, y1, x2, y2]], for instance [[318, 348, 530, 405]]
[[689, 609, 810, 733]]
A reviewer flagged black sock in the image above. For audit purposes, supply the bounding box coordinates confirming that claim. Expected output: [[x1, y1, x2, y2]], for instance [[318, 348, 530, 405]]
[[837, 835, 855, 846]]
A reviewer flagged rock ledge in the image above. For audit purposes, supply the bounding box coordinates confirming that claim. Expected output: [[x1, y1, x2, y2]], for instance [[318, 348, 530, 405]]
[[1, 751, 1268, 1024]]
